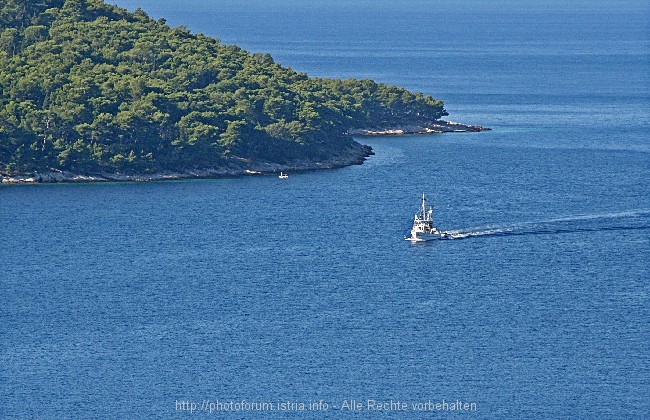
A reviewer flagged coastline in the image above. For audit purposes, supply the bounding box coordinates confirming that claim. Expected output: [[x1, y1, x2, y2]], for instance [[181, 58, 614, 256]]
[[1, 142, 373, 184], [348, 119, 490, 136], [1, 120, 488, 184]]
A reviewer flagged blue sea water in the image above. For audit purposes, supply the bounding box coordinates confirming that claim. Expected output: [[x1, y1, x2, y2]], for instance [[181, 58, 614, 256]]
[[2, 1, 649, 418]]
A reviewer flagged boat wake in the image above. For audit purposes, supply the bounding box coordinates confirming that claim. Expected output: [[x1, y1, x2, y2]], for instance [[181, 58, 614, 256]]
[[440, 210, 650, 240]]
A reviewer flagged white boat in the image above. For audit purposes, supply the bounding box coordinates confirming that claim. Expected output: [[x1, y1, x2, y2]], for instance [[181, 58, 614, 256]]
[[406, 193, 448, 242], [279, 172, 288, 179]]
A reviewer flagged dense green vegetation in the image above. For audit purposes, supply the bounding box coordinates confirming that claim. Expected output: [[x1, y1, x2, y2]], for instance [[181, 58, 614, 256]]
[[0, 0, 448, 175]]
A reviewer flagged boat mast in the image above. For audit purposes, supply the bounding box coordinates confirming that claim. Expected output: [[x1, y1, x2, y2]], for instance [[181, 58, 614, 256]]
[[421, 193, 426, 218]]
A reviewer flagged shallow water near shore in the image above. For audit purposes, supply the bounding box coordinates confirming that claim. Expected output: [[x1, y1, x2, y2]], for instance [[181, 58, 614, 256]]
[[2, 1, 649, 418]]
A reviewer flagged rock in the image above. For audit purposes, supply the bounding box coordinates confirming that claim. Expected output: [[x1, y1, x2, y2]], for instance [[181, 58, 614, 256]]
[[348, 119, 490, 136]]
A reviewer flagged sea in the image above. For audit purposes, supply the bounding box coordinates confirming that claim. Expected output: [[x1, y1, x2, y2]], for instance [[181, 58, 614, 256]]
[[1, 1, 649, 418]]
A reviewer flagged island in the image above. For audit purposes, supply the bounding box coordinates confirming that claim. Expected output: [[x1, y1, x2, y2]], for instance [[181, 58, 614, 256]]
[[0, 0, 489, 183]]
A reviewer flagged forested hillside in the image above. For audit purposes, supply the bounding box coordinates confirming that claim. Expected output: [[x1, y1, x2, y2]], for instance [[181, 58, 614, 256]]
[[0, 0, 448, 176]]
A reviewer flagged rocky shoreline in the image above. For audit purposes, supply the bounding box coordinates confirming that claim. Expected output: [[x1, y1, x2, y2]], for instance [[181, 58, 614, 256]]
[[1, 142, 373, 184], [348, 119, 490, 136], [1, 120, 488, 184]]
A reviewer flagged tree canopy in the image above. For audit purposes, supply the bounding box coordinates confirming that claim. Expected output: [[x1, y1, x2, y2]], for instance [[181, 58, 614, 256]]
[[0, 0, 448, 175]]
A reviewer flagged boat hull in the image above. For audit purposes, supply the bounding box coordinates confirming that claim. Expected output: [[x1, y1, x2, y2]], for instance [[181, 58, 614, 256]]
[[405, 232, 449, 242]]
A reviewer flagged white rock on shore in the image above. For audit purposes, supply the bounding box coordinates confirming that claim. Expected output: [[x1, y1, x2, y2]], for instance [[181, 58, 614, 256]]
[[348, 119, 490, 136]]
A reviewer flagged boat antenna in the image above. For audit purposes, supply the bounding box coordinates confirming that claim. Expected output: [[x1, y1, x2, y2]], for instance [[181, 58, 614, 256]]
[[421, 193, 426, 217]]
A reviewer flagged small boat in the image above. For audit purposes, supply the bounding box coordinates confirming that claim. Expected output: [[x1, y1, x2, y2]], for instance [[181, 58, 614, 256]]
[[406, 193, 448, 242], [279, 172, 288, 179]]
